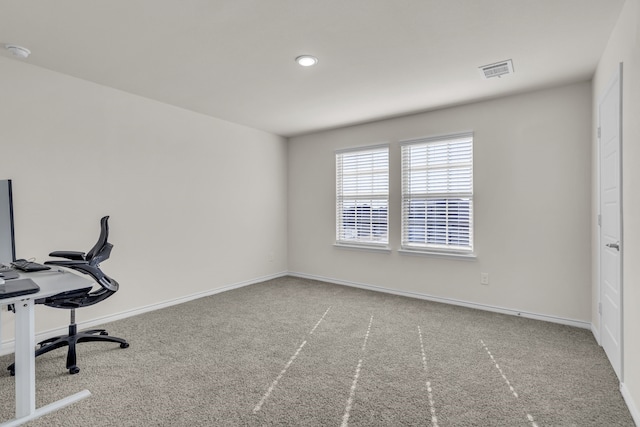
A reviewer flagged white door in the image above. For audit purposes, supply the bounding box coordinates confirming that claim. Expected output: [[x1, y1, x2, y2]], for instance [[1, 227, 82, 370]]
[[599, 63, 623, 380]]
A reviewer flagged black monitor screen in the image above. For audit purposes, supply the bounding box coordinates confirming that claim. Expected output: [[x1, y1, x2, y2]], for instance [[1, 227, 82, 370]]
[[0, 179, 16, 265]]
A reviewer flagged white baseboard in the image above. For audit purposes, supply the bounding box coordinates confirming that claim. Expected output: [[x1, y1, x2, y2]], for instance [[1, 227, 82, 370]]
[[621, 382, 640, 426], [288, 271, 592, 330], [0, 271, 288, 356], [591, 323, 601, 345]]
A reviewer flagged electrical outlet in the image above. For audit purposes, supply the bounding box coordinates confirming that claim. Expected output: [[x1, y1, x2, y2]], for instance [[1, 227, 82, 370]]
[[480, 272, 489, 285]]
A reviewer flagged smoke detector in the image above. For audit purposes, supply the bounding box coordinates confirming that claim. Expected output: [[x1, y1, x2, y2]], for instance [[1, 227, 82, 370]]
[[479, 59, 514, 79], [5, 44, 31, 59]]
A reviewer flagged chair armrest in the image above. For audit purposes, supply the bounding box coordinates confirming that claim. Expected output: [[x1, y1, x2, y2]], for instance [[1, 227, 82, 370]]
[[45, 260, 86, 266], [48, 251, 86, 261]]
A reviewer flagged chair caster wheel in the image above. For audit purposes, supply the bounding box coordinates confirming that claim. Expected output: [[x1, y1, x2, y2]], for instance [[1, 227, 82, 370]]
[[120, 343, 129, 349], [69, 366, 80, 375], [100, 331, 108, 336]]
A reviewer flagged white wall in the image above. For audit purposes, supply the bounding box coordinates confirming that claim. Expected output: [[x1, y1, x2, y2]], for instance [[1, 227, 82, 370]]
[[289, 82, 592, 324], [0, 57, 288, 343], [592, 0, 640, 421]]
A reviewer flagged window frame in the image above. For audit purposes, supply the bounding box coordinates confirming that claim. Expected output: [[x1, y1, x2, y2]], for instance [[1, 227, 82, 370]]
[[400, 132, 474, 255], [335, 144, 390, 249]]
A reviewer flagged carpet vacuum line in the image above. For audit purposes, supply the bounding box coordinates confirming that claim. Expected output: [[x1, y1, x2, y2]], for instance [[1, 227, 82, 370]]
[[480, 339, 539, 427], [341, 314, 374, 427], [418, 326, 439, 427], [252, 306, 332, 413]]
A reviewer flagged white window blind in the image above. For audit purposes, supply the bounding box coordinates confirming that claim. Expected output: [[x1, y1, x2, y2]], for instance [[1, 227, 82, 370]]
[[401, 133, 473, 252], [336, 146, 389, 246]]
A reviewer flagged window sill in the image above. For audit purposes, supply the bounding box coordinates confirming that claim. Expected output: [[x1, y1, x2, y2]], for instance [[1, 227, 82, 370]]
[[334, 243, 392, 253], [398, 248, 477, 260]]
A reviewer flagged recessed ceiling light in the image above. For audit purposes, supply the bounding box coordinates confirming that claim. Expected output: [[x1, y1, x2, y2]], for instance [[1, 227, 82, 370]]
[[295, 55, 318, 67], [5, 44, 31, 59]]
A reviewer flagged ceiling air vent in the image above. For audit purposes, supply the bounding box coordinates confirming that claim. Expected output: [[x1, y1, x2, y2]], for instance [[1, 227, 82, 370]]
[[479, 59, 514, 79]]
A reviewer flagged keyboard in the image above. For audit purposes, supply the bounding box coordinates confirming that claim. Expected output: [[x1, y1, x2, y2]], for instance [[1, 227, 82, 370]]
[[11, 259, 51, 272]]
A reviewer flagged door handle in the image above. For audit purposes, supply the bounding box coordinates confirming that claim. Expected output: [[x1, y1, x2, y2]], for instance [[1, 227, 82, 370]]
[[606, 242, 620, 251]]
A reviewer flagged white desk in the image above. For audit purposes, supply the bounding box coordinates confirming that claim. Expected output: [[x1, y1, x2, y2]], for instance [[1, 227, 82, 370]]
[[1, 269, 93, 427]]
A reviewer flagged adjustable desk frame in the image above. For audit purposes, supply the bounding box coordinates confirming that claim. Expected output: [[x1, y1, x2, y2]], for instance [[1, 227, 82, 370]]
[[1, 270, 93, 427]]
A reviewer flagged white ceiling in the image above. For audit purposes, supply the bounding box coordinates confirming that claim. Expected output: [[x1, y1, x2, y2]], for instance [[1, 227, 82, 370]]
[[0, 1, 626, 137]]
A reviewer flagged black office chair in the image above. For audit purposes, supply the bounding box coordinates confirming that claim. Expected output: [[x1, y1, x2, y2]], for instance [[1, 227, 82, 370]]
[[8, 216, 129, 375]]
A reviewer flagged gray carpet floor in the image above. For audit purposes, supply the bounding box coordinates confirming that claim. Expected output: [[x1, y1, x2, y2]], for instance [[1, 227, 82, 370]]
[[0, 276, 634, 426]]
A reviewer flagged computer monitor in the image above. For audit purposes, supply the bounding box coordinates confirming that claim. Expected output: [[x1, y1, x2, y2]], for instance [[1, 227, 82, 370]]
[[0, 179, 16, 265]]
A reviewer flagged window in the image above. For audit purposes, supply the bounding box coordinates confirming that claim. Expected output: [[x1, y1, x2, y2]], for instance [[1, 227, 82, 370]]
[[401, 133, 473, 253], [336, 145, 389, 246]]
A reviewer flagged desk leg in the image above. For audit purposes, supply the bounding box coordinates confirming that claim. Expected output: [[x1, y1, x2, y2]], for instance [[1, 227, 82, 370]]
[[3, 300, 91, 427], [13, 299, 36, 418]]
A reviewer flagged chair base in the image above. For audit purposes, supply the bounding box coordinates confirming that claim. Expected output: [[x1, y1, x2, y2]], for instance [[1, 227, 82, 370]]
[[7, 324, 129, 375]]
